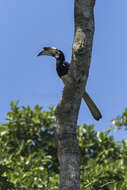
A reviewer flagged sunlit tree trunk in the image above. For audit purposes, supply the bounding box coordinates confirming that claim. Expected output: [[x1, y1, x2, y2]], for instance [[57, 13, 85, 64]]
[[55, 0, 96, 189]]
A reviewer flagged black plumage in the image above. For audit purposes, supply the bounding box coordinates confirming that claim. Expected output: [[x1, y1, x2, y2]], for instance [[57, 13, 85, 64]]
[[37, 47, 102, 120]]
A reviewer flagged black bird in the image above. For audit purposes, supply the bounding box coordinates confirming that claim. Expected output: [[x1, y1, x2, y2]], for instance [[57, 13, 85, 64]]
[[37, 47, 102, 120]]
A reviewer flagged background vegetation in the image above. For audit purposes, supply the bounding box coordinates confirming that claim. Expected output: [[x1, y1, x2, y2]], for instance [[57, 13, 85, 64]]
[[0, 101, 127, 189]]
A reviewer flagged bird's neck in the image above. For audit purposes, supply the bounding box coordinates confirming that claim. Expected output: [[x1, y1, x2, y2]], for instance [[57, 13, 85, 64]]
[[56, 59, 64, 67], [56, 59, 69, 78]]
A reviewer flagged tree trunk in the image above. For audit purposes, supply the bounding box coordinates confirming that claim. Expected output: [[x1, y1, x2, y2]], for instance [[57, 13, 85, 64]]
[[55, 0, 96, 189]]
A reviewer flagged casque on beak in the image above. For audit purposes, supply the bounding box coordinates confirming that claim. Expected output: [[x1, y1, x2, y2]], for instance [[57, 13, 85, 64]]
[[37, 47, 57, 57]]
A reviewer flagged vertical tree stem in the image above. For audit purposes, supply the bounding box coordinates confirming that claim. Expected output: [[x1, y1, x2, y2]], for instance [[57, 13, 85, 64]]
[[56, 0, 96, 189]]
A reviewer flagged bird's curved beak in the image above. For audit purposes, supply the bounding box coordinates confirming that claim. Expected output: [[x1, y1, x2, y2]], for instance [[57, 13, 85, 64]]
[[37, 50, 51, 56], [37, 47, 57, 57]]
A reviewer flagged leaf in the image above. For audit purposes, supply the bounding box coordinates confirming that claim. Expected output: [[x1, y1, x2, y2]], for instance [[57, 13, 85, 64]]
[[0, 125, 8, 133]]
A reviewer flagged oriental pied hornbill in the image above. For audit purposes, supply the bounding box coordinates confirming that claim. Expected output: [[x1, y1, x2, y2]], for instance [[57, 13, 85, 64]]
[[37, 47, 102, 120]]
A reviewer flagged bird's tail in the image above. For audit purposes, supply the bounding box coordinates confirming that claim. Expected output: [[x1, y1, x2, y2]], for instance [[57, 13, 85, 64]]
[[83, 91, 102, 120]]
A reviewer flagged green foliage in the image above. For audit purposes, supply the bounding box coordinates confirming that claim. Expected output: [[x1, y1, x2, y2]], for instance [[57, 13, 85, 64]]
[[0, 102, 127, 189], [79, 125, 127, 190], [0, 101, 58, 189], [112, 108, 127, 130]]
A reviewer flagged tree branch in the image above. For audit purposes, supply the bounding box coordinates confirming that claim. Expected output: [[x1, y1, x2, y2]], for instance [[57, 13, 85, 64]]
[[55, 0, 96, 189]]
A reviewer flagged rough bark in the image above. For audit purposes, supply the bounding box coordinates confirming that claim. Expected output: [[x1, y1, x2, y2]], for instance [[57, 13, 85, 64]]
[[55, 0, 96, 189]]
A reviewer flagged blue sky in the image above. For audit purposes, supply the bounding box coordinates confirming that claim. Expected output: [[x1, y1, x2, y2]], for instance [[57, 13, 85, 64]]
[[0, 0, 126, 140]]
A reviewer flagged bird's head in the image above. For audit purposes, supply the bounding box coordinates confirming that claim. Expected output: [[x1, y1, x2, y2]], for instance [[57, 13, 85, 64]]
[[37, 47, 65, 62]]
